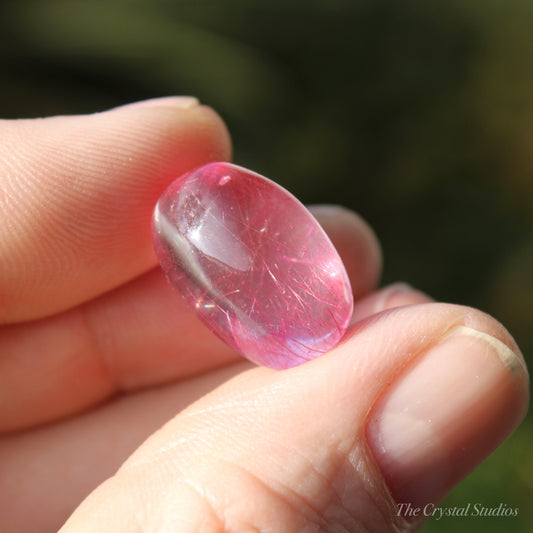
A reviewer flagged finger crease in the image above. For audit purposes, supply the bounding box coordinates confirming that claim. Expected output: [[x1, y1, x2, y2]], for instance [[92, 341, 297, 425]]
[[78, 304, 120, 395]]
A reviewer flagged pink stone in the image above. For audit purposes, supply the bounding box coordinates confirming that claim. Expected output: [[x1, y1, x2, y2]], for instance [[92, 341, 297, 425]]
[[152, 162, 353, 369]]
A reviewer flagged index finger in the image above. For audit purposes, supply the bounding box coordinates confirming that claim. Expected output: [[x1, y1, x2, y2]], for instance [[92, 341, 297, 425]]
[[0, 97, 231, 323]]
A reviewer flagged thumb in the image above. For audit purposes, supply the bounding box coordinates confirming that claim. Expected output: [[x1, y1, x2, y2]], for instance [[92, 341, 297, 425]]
[[60, 303, 528, 532]]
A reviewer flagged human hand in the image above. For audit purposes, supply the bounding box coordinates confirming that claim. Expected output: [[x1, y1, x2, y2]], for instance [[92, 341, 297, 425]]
[[0, 98, 528, 532]]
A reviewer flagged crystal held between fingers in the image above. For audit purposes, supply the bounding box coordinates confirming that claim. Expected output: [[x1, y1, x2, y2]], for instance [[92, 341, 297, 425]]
[[151, 162, 353, 369]]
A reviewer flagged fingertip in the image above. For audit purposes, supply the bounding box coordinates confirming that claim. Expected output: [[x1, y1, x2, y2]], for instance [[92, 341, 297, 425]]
[[310, 205, 382, 298], [366, 322, 529, 512], [110, 96, 201, 111], [0, 98, 233, 321], [107, 97, 232, 164], [336, 302, 528, 517], [350, 282, 433, 323], [192, 104, 233, 162]]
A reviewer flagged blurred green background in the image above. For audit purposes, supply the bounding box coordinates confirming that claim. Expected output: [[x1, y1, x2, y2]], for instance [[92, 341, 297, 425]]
[[1, 0, 531, 530]]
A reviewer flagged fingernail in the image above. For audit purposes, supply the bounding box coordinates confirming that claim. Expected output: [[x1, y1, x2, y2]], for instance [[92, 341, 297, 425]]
[[113, 96, 200, 111], [372, 282, 414, 313], [366, 326, 528, 511], [308, 204, 350, 218], [349, 283, 432, 325]]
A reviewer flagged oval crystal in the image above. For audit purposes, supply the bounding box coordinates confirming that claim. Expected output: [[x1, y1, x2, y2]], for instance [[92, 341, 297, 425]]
[[152, 162, 353, 369]]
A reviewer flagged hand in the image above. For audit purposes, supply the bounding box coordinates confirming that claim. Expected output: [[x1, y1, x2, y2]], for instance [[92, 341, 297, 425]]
[[0, 98, 528, 533]]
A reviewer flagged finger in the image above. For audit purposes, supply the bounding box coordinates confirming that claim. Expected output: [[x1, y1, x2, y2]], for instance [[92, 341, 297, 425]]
[[350, 282, 433, 323], [0, 206, 381, 432], [309, 204, 382, 299], [58, 303, 528, 532], [0, 362, 251, 533], [0, 97, 232, 323]]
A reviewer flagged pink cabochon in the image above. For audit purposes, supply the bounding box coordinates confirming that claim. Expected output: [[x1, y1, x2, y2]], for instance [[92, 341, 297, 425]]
[[152, 162, 353, 369]]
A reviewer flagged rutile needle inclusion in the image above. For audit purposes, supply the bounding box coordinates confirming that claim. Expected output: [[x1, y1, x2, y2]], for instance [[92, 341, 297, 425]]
[[152, 162, 353, 369]]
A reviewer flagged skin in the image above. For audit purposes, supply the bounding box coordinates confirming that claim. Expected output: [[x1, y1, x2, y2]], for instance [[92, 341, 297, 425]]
[[0, 97, 529, 533]]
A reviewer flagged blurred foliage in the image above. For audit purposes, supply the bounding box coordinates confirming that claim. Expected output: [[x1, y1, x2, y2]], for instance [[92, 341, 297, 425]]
[[1, 0, 531, 530]]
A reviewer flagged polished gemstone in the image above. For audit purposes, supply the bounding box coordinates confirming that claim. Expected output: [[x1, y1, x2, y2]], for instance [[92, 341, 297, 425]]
[[152, 162, 353, 369]]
